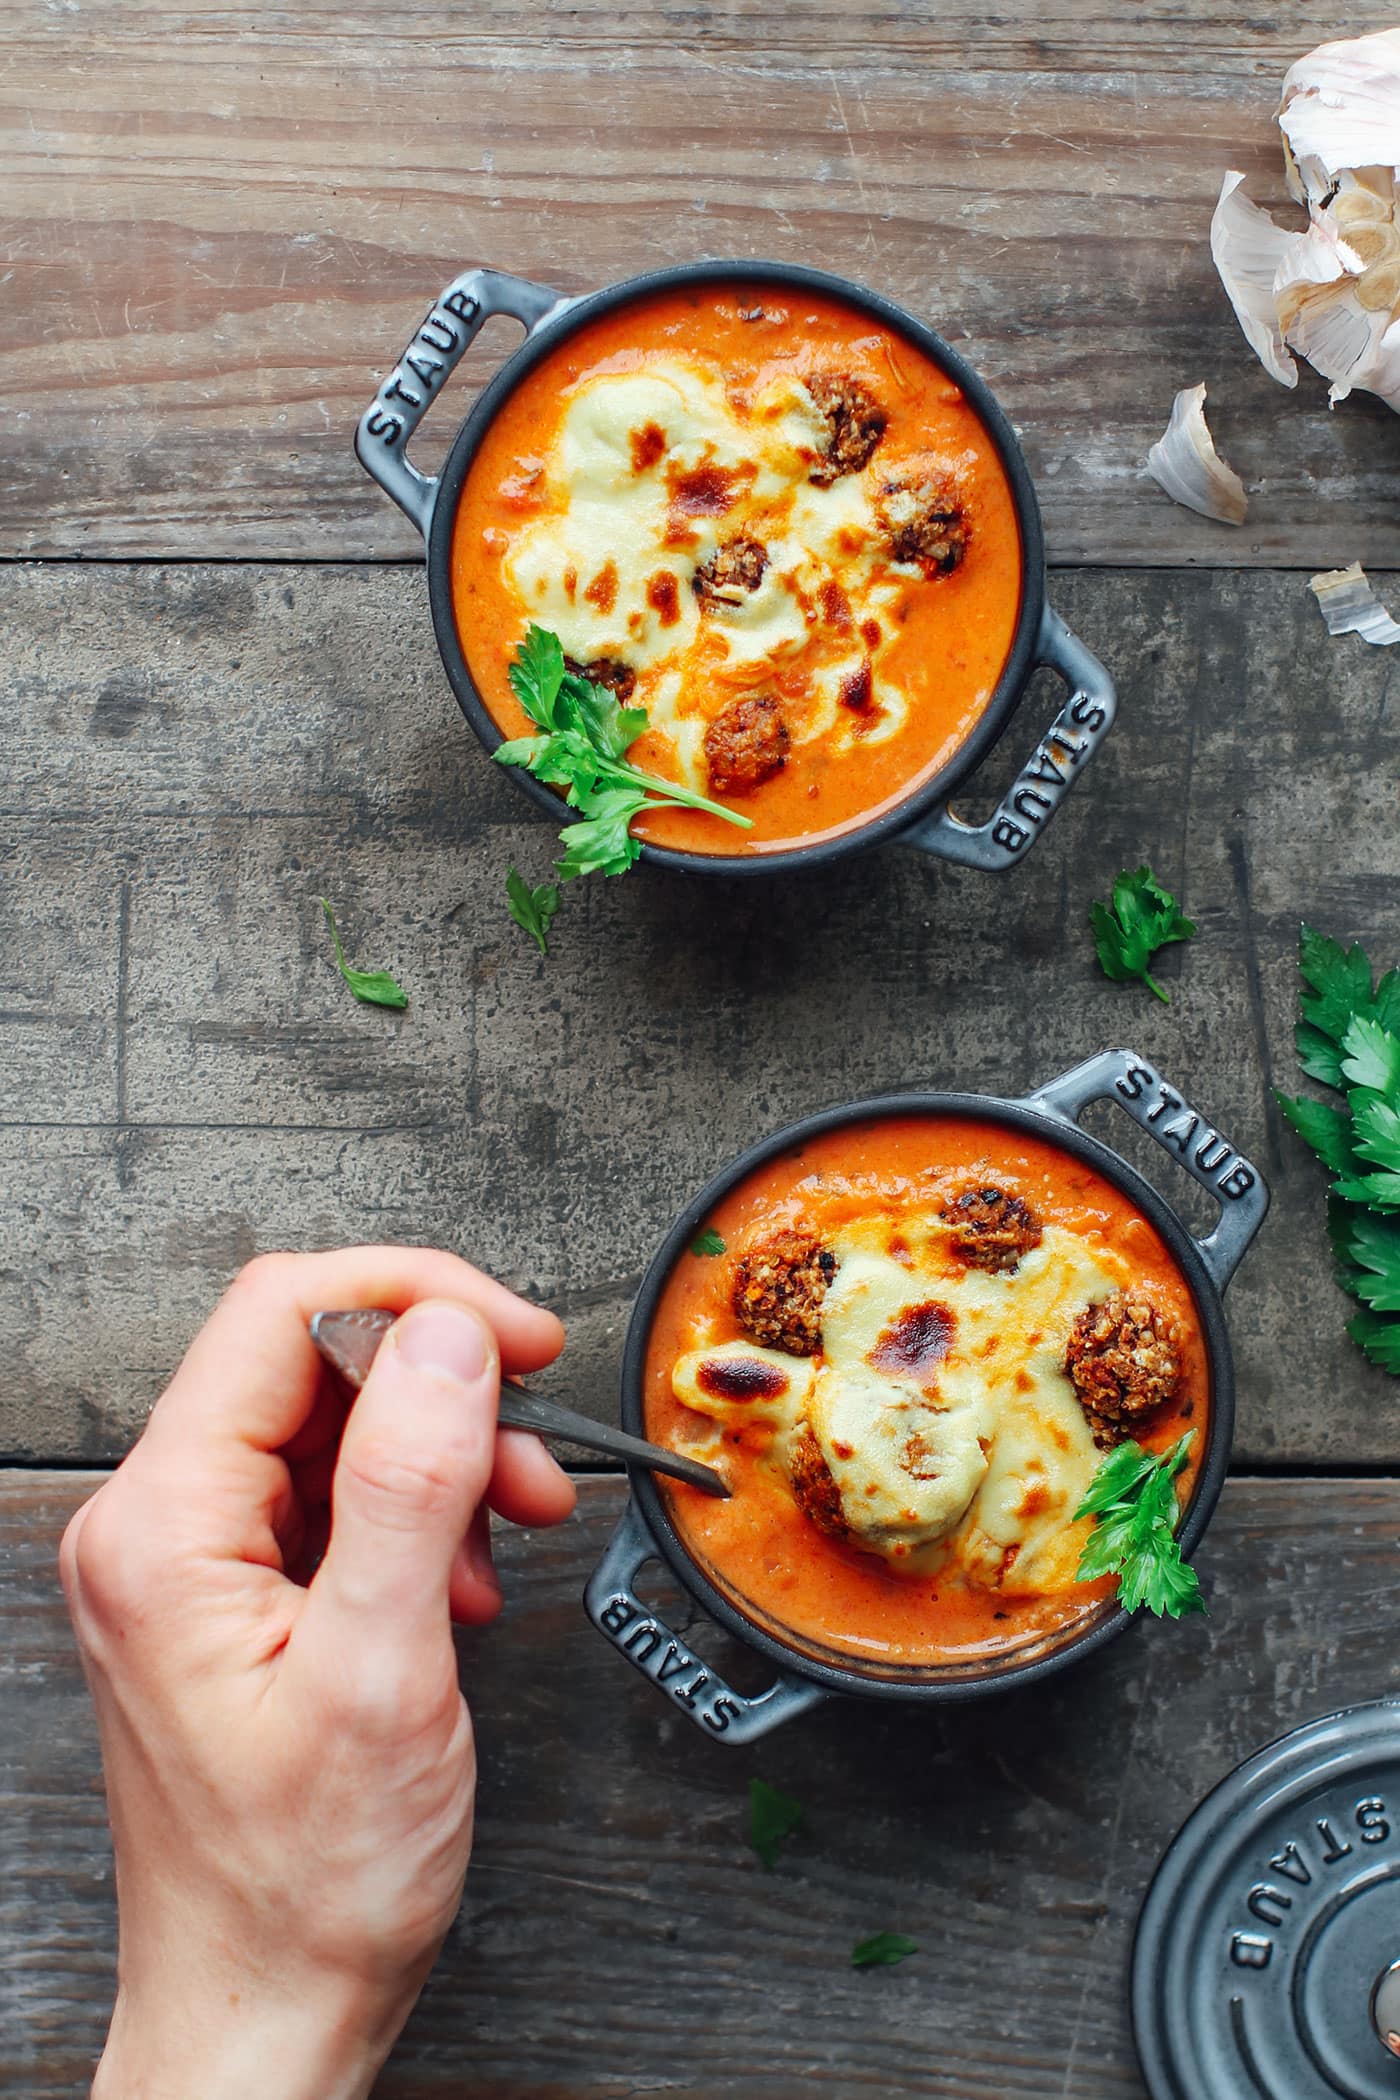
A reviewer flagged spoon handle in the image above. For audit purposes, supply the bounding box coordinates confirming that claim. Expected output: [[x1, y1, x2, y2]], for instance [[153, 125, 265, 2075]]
[[309, 1308, 730, 1500]]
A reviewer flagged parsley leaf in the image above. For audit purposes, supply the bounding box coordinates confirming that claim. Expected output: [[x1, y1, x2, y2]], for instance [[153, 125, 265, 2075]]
[[1331, 1205, 1400, 1312], [691, 1228, 726, 1257], [1276, 1091, 1355, 1174], [1074, 1434, 1204, 1619], [320, 899, 407, 1010], [1279, 926, 1400, 1376], [496, 626, 753, 911], [1349, 1308, 1400, 1372], [1090, 865, 1197, 1003], [505, 867, 559, 956], [748, 1778, 803, 1869], [852, 1933, 919, 1969]]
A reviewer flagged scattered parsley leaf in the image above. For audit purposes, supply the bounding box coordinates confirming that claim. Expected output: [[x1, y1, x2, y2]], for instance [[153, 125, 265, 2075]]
[[748, 1778, 803, 1869], [852, 1933, 919, 1969], [1090, 865, 1196, 1003], [1074, 1434, 1204, 1619], [691, 1228, 726, 1257], [320, 899, 407, 1010], [505, 867, 559, 956], [1279, 926, 1400, 1375], [496, 625, 753, 908]]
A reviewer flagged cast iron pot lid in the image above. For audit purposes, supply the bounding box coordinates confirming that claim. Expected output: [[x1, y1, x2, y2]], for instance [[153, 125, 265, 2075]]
[[1133, 1697, 1400, 2100]]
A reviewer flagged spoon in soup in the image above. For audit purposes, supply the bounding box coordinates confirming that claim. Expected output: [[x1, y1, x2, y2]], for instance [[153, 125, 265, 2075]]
[[310, 1307, 731, 1498]]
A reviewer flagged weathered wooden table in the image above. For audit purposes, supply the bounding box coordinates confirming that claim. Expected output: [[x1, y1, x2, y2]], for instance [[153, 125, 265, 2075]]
[[5, 4, 1400, 2092]]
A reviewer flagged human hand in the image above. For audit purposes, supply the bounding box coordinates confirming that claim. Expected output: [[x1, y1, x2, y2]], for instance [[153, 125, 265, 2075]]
[[61, 1248, 573, 2100]]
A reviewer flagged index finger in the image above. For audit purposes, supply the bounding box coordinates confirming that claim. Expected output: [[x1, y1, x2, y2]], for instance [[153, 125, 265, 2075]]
[[140, 1245, 565, 1464]]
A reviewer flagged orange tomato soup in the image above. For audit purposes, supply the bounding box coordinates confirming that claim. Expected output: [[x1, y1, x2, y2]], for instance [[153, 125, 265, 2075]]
[[452, 282, 1023, 856], [643, 1116, 1209, 1671]]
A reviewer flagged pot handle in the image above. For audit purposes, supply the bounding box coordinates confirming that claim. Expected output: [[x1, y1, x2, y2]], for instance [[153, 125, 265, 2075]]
[[1021, 1048, 1270, 1293], [902, 605, 1117, 869], [584, 1498, 827, 1744], [354, 267, 567, 537]]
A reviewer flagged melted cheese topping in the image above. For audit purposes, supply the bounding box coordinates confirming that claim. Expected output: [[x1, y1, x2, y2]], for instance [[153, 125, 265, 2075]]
[[501, 358, 917, 790], [671, 1212, 1125, 1594]]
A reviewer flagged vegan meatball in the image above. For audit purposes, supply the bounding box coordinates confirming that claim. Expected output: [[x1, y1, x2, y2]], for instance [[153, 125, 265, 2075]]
[[732, 1227, 837, 1357], [879, 473, 970, 577], [786, 1420, 850, 1541], [1065, 1290, 1182, 1445], [941, 1186, 1043, 1275], [692, 535, 768, 607], [807, 373, 887, 485], [704, 693, 790, 796], [564, 653, 636, 702]]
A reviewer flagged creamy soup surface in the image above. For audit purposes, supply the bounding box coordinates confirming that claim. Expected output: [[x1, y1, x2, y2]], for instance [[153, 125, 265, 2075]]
[[644, 1116, 1209, 1668], [452, 284, 1024, 855]]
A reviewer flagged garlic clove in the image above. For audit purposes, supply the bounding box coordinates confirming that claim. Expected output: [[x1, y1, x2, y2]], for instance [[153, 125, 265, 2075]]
[[1309, 560, 1400, 646], [1146, 384, 1248, 526], [1210, 171, 1299, 387]]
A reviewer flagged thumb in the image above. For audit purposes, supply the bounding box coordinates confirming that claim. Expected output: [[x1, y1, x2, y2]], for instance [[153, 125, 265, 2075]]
[[314, 1299, 500, 1645]]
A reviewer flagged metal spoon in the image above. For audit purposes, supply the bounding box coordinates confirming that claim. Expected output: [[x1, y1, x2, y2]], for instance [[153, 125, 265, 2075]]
[[310, 1307, 730, 1499]]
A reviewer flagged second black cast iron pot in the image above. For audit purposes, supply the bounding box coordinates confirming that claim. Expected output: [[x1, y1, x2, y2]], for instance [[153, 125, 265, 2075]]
[[583, 1048, 1269, 1745], [356, 258, 1117, 876]]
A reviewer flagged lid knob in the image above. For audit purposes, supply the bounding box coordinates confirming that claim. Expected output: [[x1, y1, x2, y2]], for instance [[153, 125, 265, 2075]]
[[1372, 1960, 1400, 2059]]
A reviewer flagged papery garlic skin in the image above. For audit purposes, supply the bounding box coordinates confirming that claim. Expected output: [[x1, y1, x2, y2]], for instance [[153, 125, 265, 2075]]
[[1279, 29, 1400, 209], [1211, 171, 1299, 387], [1210, 28, 1400, 412], [1146, 384, 1248, 526], [1309, 560, 1400, 646]]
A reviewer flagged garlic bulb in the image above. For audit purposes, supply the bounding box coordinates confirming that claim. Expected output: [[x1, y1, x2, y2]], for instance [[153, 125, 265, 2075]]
[[1211, 27, 1400, 411], [1147, 385, 1248, 525], [1309, 561, 1400, 646]]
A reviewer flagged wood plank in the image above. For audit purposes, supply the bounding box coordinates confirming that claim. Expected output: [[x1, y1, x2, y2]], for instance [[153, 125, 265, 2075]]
[[4, 560, 1399, 1466], [2, 1471, 1398, 2096], [7, 1, 1400, 563]]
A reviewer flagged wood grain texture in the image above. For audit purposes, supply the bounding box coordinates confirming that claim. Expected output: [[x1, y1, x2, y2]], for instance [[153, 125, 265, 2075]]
[[8, 0, 1400, 563], [3, 560, 1398, 1466], [2, 1470, 1399, 2096]]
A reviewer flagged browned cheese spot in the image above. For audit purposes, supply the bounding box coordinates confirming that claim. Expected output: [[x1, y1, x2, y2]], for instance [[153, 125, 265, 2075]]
[[630, 422, 666, 473], [563, 564, 578, 602], [902, 1429, 942, 1481], [819, 578, 853, 630], [861, 617, 882, 650], [838, 661, 876, 715], [583, 561, 619, 614], [668, 461, 743, 516], [869, 1301, 955, 1382], [646, 571, 681, 626], [696, 1355, 790, 1403]]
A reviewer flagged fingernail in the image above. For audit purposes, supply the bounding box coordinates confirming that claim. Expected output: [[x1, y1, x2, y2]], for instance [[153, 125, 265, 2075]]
[[394, 1303, 492, 1385]]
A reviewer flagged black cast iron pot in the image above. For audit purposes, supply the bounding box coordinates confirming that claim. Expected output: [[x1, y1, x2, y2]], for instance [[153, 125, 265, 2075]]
[[356, 260, 1117, 875], [583, 1048, 1269, 1744]]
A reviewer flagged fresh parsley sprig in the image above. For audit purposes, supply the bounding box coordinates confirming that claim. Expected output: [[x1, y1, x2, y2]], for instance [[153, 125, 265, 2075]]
[[1276, 925, 1400, 1372], [1090, 865, 1197, 1003], [1074, 1433, 1204, 1619], [505, 867, 559, 956], [497, 625, 752, 900]]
